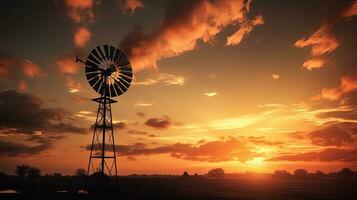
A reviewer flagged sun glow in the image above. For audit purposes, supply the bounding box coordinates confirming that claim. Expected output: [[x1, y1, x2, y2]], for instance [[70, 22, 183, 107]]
[[247, 157, 265, 167]]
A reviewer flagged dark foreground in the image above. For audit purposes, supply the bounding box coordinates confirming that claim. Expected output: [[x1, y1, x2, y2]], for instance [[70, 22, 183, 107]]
[[1, 176, 357, 200]]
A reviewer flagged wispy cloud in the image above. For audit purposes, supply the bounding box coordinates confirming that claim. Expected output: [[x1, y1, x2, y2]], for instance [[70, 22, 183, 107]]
[[226, 15, 264, 46], [294, 2, 357, 70], [205, 92, 218, 97], [134, 101, 154, 107], [312, 74, 357, 100], [134, 73, 185, 86]]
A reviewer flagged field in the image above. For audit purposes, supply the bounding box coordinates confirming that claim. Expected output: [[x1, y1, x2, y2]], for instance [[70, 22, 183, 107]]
[[1, 175, 357, 200]]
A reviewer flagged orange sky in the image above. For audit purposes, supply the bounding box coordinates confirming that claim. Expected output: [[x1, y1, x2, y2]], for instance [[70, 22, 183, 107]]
[[0, 0, 357, 175]]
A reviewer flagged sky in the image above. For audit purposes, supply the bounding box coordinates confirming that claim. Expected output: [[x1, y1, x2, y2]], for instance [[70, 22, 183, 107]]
[[0, 0, 357, 175]]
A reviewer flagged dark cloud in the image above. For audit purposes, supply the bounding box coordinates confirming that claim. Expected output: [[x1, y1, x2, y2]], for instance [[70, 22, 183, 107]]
[[136, 112, 146, 118], [113, 122, 127, 129], [309, 125, 355, 147], [310, 128, 354, 147], [0, 90, 86, 135], [127, 130, 149, 135], [85, 137, 255, 162], [0, 140, 51, 157], [90, 121, 127, 130], [316, 91, 357, 120], [317, 109, 357, 120], [145, 116, 171, 129], [269, 148, 357, 162]]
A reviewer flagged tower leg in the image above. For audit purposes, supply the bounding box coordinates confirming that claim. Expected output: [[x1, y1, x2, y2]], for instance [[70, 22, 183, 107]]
[[87, 95, 118, 178]]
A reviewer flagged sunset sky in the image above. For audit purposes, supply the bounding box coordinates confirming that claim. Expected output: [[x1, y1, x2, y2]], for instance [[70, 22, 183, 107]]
[[1, 0, 357, 175]]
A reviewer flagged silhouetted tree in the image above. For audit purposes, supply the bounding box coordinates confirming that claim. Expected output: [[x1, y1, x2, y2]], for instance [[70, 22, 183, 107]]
[[273, 170, 292, 178], [207, 168, 224, 178], [75, 168, 87, 176], [337, 168, 354, 177], [15, 165, 30, 178], [53, 172, 62, 177], [315, 170, 325, 177], [294, 169, 308, 177], [27, 167, 41, 178]]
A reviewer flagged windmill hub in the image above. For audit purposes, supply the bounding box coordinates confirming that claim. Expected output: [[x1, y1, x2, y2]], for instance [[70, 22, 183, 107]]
[[103, 64, 116, 76]]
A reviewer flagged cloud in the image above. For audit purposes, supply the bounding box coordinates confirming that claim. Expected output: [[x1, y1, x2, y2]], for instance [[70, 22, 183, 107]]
[[136, 112, 146, 117], [295, 24, 339, 57], [85, 137, 255, 162], [226, 15, 264, 46], [317, 108, 357, 121], [313, 74, 357, 101], [64, 0, 96, 48], [0, 140, 51, 157], [19, 60, 44, 78], [0, 56, 44, 91], [56, 53, 82, 75], [271, 74, 280, 80], [313, 90, 357, 122], [343, 1, 357, 18], [65, 0, 94, 23], [145, 116, 171, 129], [134, 73, 185, 86], [0, 90, 86, 135], [269, 147, 357, 162], [120, 0, 263, 71], [120, 0, 145, 15], [73, 27, 91, 48], [294, 1, 357, 70], [134, 101, 153, 107], [246, 136, 284, 146], [205, 92, 218, 97], [309, 126, 355, 147], [302, 58, 327, 70], [127, 130, 149, 135], [114, 122, 127, 129]]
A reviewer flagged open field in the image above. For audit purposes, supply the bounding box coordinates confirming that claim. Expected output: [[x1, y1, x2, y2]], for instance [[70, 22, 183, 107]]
[[1, 176, 357, 200]]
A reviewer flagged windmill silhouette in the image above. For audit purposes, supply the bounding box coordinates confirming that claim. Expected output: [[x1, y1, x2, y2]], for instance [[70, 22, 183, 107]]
[[76, 44, 133, 178]]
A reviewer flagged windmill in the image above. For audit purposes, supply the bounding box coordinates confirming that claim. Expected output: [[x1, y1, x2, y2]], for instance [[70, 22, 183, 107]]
[[76, 44, 133, 178]]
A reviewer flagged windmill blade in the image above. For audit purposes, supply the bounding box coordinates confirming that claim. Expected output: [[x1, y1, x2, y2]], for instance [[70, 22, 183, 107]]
[[104, 45, 110, 60], [85, 44, 133, 97], [96, 46, 106, 61], [88, 77, 100, 88], [113, 49, 121, 63], [91, 48, 104, 63], [86, 72, 100, 80], [109, 46, 115, 61]]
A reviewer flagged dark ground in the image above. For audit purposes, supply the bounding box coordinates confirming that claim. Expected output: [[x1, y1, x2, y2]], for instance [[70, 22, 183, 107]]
[[1, 175, 357, 200]]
